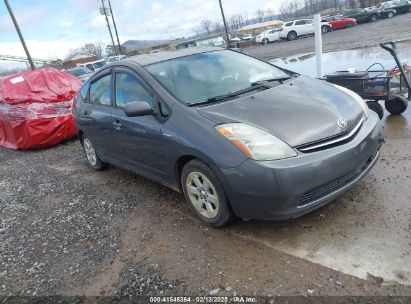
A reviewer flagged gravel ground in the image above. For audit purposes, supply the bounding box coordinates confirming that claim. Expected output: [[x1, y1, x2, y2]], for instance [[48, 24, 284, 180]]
[[245, 13, 411, 61], [1, 138, 411, 299]]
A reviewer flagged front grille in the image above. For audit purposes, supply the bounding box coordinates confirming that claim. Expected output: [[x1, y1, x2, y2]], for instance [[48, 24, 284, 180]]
[[297, 154, 374, 207], [297, 117, 364, 153]]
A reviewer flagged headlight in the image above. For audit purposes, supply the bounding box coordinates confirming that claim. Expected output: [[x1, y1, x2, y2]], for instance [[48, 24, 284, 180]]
[[216, 123, 297, 161], [331, 84, 370, 118]]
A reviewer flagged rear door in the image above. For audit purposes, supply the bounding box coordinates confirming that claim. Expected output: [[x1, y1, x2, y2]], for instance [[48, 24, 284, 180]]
[[293, 20, 307, 35], [110, 67, 165, 179], [79, 72, 114, 160]]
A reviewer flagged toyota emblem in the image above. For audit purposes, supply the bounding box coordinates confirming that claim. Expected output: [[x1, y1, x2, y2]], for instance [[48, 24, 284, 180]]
[[337, 118, 348, 129]]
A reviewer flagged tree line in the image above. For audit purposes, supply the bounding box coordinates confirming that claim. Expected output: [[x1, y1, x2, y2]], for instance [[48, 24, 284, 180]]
[[193, 0, 385, 37]]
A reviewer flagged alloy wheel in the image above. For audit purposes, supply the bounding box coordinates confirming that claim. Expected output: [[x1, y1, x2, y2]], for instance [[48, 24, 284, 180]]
[[83, 138, 97, 166], [186, 171, 220, 219]]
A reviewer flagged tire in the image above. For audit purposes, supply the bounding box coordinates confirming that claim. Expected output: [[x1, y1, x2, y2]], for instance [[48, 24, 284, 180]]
[[287, 31, 297, 41], [366, 101, 384, 120], [385, 97, 409, 115], [181, 159, 233, 227], [321, 25, 328, 34], [347, 22, 354, 28], [82, 137, 108, 170], [370, 14, 378, 22], [262, 38, 269, 45], [388, 12, 394, 18]]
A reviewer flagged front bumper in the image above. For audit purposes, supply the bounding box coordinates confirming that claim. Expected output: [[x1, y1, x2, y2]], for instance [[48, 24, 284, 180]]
[[219, 112, 383, 220]]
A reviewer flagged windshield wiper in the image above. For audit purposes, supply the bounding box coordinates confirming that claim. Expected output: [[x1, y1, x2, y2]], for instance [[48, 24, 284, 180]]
[[251, 76, 292, 86], [205, 83, 269, 103]]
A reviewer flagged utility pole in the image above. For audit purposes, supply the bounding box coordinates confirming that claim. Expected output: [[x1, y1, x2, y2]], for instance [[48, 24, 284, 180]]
[[218, 0, 230, 48], [100, 0, 117, 55], [107, 0, 122, 55], [4, 0, 35, 70]]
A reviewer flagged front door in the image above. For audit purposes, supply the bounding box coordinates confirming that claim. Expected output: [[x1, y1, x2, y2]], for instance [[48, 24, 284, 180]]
[[110, 69, 165, 180]]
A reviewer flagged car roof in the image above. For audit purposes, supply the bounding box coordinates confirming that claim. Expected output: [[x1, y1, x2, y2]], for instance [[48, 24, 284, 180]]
[[127, 46, 223, 66]]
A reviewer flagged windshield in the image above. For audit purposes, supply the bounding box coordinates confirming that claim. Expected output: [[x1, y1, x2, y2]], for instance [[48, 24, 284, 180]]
[[67, 67, 92, 76], [93, 61, 106, 69], [145, 50, 290, 105]]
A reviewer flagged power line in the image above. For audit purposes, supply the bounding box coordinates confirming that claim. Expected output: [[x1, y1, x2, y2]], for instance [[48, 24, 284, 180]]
[[4, 0, 35, 70]]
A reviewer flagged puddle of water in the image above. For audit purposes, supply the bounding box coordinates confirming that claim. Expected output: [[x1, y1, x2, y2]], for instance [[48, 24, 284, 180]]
[[270, 41, 411, 77]]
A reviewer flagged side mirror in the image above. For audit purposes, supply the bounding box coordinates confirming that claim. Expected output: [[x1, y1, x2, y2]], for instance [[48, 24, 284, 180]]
[[124, 101, 153, 117]]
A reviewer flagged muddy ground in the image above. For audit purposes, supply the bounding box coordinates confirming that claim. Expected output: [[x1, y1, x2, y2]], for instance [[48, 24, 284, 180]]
[[1, 12, 411, 301]]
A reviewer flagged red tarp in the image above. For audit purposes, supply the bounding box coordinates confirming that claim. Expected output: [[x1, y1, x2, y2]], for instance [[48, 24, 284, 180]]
[[0, 68, 82, 150]]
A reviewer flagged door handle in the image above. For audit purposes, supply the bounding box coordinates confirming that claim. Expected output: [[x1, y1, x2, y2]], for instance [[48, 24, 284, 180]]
[[113, 120, 122, 130]]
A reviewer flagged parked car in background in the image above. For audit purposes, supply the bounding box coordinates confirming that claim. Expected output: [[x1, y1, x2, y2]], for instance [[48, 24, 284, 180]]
[[78, 59, 107, 72], [65, 67, 93, 82], [279, 19, 331, 41], [378, 0, 411, 14], [107, 55, 126, 63], [343, 8, 380, 22], [255, 28, 281, 45], [377, 6, 397, 18], [323, 16, 357, 29], [74, 47, 382, 227], [241, 34, 253, 40], [230, 37, 241, 43]]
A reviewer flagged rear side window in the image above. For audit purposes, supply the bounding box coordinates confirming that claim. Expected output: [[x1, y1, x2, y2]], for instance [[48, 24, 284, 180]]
[[115, 73, 153, 108], [79, 82, 90, 101], [295, 20, 306, 25], [90, 74, 111, 105]]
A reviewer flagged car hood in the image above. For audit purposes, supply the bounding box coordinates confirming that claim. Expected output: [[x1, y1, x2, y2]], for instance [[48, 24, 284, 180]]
[[197, 76, 364, 147]]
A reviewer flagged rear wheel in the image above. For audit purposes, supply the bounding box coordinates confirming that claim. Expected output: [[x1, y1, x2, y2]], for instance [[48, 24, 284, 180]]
[[366, 101, 384, 120], [82, 137, 107, 170], [287, 31, 297, 41], [370, 14, 378, 22], [385, 97, 409, 115], [262, 38, 269, 45], [181, 159, 233, 227], [387, 12, 394, 18]]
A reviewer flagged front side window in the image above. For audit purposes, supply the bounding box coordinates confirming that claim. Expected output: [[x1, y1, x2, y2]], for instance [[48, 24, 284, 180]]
[[284, 22, 293, 27], [115, 73, 153, 108], [146, 50, 290, 105], [90, 74, 111, 105]]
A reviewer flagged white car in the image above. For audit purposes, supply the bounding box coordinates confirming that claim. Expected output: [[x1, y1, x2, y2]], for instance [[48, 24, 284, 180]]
[[241, 34, 253, 40], [78, 59, 107, 72], [255, 29, 281, 45], [279, 19, 332, 41], [230, 37, 241, 43]]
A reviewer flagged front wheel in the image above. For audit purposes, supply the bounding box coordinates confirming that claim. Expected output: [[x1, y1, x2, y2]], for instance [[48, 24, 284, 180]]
[[262, 38, 269, 45], [347, 22, 354, 28], [181, 159, 233, 227], [321, 26, 329, 34], [287, 31, 297, 41], [385, 97, 409, 115], [82, 137, 108, 170], [387, 12, 394, 18], [370, 14, 378, 22]]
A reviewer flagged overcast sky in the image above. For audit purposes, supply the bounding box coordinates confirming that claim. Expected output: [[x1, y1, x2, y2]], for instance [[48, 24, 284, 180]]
[[0, 0, 282, 61]]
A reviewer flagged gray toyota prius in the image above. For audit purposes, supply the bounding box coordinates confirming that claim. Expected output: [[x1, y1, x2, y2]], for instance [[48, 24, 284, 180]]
[[73, 47, 383, 227]]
